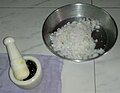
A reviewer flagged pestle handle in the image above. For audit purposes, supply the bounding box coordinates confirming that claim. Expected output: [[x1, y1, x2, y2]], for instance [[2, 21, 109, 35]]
[[4, 37, 29, 80]]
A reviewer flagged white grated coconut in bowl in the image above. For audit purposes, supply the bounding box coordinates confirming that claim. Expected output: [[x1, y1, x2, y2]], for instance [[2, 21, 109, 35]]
[[50, 18, 105, 60]]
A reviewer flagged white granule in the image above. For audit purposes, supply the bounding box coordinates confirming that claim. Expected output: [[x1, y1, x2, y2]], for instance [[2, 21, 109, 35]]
[[50, 18, 105, 60]]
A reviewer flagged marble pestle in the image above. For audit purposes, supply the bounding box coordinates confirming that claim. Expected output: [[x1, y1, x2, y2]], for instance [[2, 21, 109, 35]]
[[4, 37, 30, 81]]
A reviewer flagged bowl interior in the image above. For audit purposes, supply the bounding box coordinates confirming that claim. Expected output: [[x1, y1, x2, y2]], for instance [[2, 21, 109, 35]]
[[42, 3, 118, 61]]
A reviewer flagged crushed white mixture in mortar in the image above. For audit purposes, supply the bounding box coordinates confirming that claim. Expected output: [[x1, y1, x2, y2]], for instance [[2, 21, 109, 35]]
[[50, 18, 105, 60]]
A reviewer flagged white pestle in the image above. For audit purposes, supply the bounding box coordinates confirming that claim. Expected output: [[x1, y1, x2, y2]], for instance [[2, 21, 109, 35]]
[[4, 37, 30, 80]]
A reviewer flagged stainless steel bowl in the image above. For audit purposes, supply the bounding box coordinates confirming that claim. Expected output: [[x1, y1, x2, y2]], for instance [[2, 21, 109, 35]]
[[42, 3, 118, 62]]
